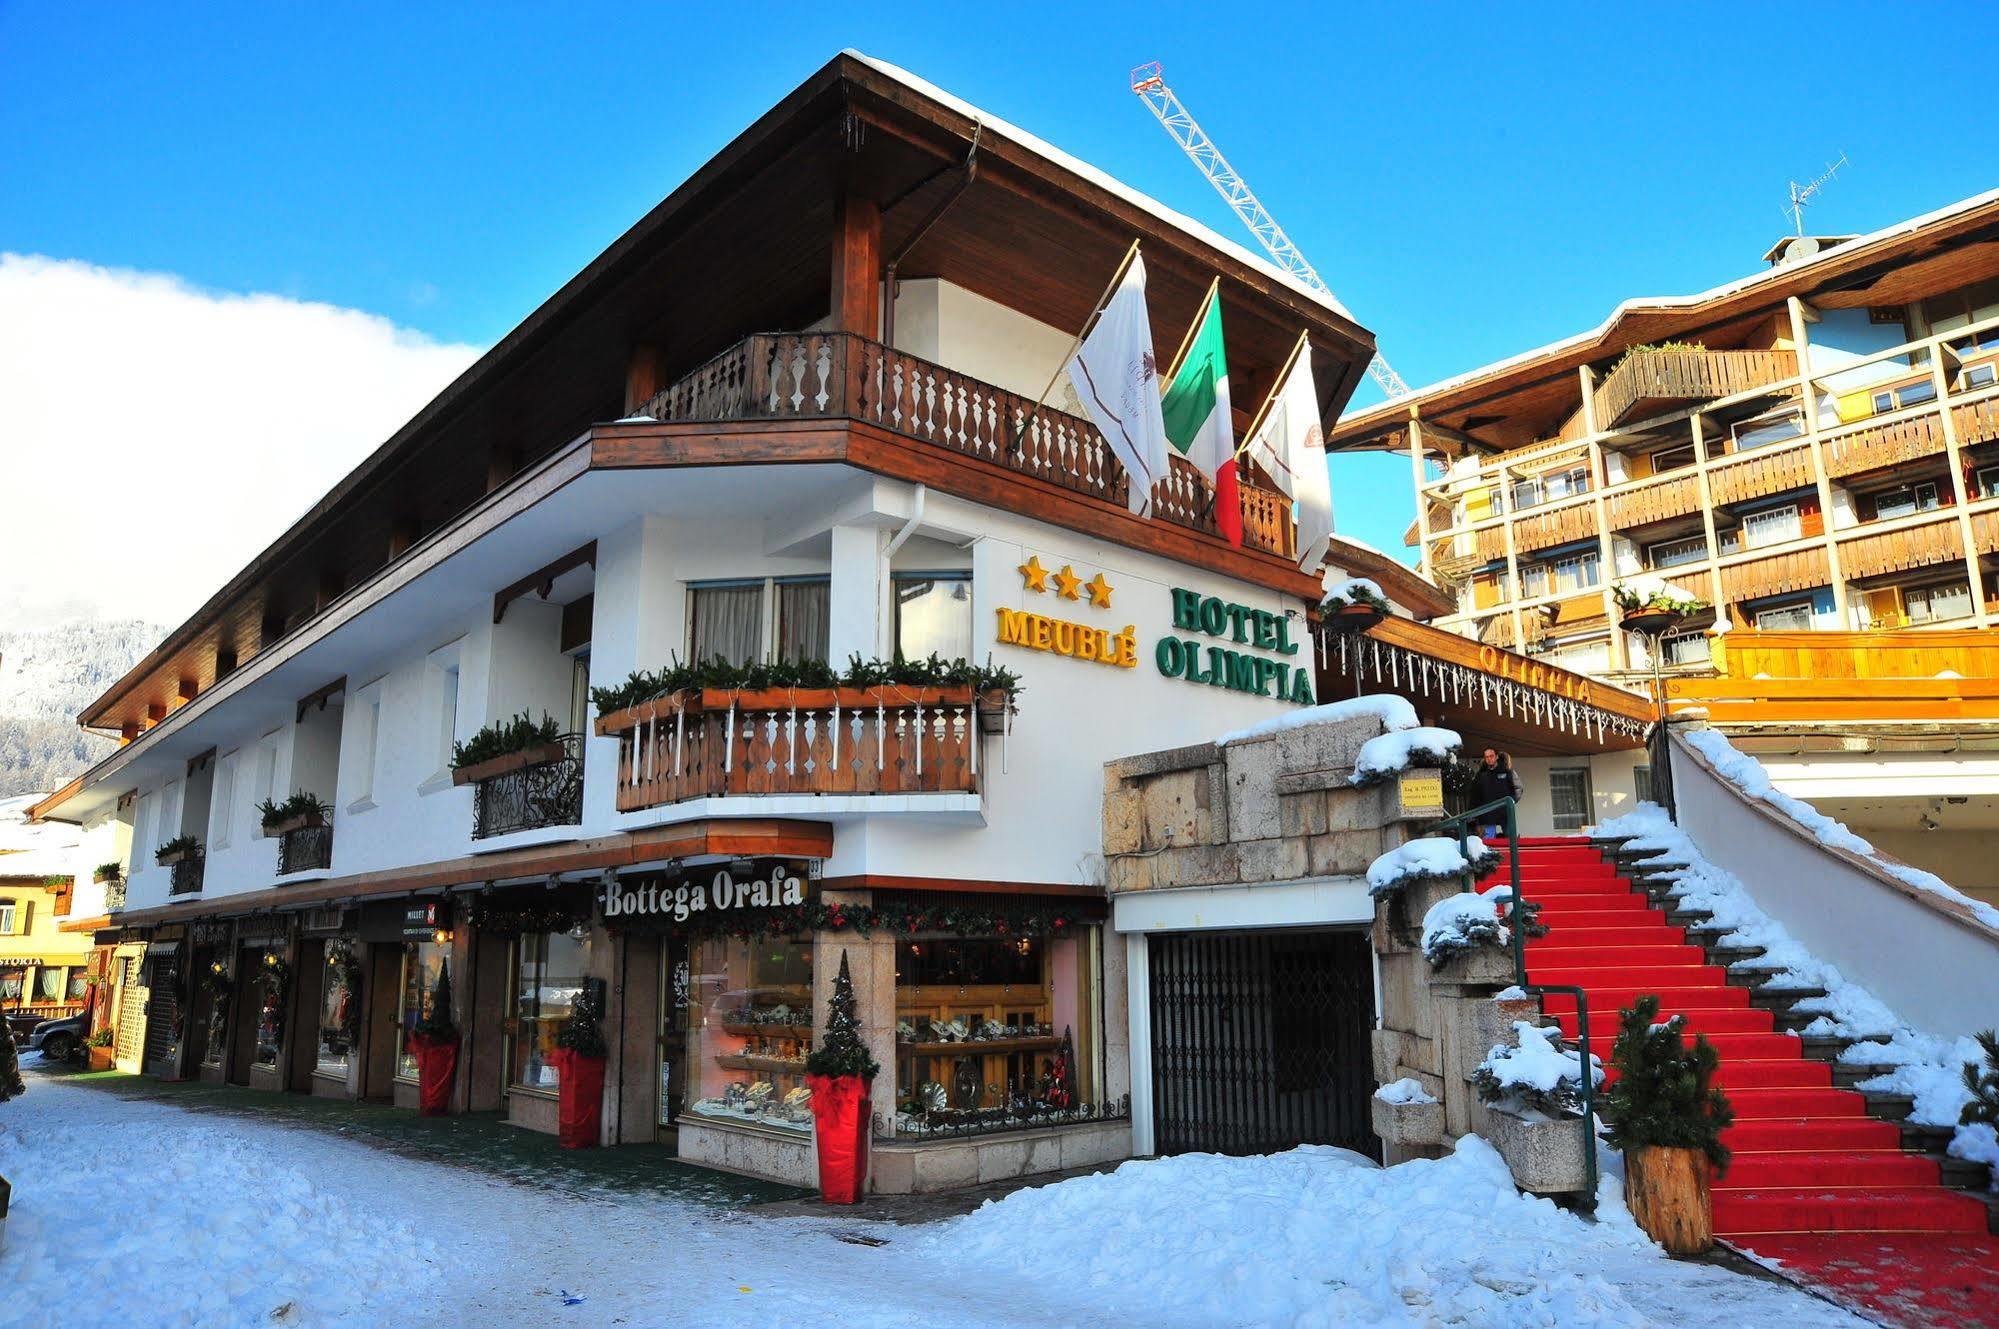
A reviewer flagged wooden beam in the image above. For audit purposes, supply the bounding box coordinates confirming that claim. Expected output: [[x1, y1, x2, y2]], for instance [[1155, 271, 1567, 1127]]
[[485, 445, 519, 494], [176, 677, 199, 704], [624, 343, 669, 415], [315, 568, 344, 613], [493, 541, 598, 624], [214, 646, 238, 679], [387, 518, 419, 560], [295, 676, 348, 723], [829, 191, 881, 338]]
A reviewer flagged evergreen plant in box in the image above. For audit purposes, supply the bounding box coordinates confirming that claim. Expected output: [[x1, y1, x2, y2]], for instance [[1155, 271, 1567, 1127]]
[[806, 951, 879, 1204], [1604, 995, 1733, 1254]]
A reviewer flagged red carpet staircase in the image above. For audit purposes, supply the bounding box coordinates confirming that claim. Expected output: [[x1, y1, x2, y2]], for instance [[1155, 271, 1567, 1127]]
[[1482, 837, 1990, 1243]]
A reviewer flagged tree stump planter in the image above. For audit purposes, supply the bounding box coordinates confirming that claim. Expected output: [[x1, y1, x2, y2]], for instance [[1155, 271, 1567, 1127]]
[[1624, 1145, 1713, 1255], [1485, 1108, 1591, 1195]]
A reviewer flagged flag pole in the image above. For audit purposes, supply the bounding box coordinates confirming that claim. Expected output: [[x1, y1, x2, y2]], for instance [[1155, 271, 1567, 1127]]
[[1009, 237, 1142, 455], [1160, 275, 1221, 389], [1237, 330, 1310, 459]]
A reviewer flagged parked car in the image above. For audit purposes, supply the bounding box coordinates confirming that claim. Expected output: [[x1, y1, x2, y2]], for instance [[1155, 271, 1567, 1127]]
[[5, 1011, 43, 1047], [25, 1011, 90, 1062]]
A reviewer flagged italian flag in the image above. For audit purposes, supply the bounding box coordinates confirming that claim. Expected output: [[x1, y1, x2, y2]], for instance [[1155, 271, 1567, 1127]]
[[1161, 286, 1241, 545]]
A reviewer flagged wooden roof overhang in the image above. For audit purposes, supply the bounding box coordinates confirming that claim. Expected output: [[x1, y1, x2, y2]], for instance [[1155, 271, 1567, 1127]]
[[1331, 195, 1999, 459], [1315, 615, 1652, 757], [91, 818, 834, 930], [77, 52, 1373, 739]]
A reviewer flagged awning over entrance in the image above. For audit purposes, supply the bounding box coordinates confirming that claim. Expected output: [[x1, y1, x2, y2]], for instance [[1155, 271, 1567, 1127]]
[[98, 818, 835, 930], [1315, 616, 1651, 757]]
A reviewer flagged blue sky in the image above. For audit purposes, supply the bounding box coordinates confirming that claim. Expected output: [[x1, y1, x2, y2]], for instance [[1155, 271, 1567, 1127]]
[[4, 2, 1993, 564]]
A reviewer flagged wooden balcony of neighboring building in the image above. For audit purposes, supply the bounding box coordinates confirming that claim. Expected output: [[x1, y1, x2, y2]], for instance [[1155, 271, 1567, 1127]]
[[634, 332, 1297, 561], [1592, 347, 1798, 429], [1665, 628, 1999, 727], [1605, 471, 1703, 531], [1719, 547, 1830, 606], [598, 687, 989, 813], [1707, 442, 1816, 507], [1836, 514, 1966, 582]]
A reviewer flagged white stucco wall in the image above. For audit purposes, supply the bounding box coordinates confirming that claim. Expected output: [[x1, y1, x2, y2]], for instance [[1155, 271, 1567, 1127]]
[[1507, 748, 1648, 837]]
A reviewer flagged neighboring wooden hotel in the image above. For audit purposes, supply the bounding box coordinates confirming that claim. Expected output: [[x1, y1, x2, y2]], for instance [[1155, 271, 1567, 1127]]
[[1332, 190, 1999, 899]]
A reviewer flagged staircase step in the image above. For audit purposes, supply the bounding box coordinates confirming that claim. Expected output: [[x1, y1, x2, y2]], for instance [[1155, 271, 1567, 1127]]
[[1531, 904, 1667, 928], [1721, 1152, 1942, 1190], [1702, 1032, 1812, 1060], [1555, 1006, 1773, 1037], [1712, 1187, 1989, 1236], [1499, 878, 1640, 897], [1531, 963, 1728, 989], [1539, 986, 1750, 1013], [1528, 925, 1689, 947], [1726, 1087, 1869, 1119], [1710, 1059, 1833, 1090], [1526, 944, 1711, 967], [1724, 1117, 1905, 1151]]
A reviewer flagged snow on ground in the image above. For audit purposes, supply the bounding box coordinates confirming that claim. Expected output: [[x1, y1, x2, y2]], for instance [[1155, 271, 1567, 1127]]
[[0, 1076, 1868, 1328], [1216, 693, 1417, 747], [1350, 725, 1463, 784], [1598, 802, 1993, 1180]]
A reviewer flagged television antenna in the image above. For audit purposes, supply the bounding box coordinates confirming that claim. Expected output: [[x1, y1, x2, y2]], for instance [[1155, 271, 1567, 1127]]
[[1784, 152, 1849, 236], [1130, 61, 1409, 398]]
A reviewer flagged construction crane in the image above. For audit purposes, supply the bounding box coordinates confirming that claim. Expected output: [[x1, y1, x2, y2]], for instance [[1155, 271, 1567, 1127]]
[[1130, 61, 1409, 399]]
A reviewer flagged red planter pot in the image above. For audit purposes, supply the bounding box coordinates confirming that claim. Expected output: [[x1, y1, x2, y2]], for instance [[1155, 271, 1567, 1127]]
[[548, 1048, 607, 1149], [806, 1073, 873, 1204], [408, 1033, 460, 1116]]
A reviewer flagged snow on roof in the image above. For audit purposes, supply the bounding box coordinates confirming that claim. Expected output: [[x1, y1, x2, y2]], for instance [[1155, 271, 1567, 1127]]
[[0, 792, 81, 877], [1216, 694, 1418, 747], [1339, 185, 1999, 426], [845, 52, 1355, 323]]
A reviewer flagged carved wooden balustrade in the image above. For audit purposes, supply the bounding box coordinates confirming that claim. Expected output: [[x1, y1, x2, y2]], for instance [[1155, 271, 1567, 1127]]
[[598, 687, 993, 812], [638, 333, 1297, 560]]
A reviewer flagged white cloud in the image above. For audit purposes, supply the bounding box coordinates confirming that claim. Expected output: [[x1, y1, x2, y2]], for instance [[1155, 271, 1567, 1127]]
[[0, 254, 483, 629]]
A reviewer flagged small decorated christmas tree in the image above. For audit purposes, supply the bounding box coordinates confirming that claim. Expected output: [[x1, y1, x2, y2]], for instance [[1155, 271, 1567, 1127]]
[[1603, 995, 1733, 1170], [414, 961, 458, 1043], [805, 952, 879, 1083], [1961, 1029, 1999, 1128], [556, 981, 607, 1059]]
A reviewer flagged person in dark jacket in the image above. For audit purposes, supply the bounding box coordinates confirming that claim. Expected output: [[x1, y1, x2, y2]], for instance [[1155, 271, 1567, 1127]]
[[1468, 747, 1522, 839]]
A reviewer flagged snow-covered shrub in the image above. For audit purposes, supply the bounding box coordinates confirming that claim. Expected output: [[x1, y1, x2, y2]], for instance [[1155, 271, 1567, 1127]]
[[1601, 996, 1733, 1172], [1349, 726, 1463, 786], [1963, 1030, 1999, 1129], [1422, 890, 1508, 968], [1366, 835, 1495, 899], [1321, 576, 1391, 614], [1474, 1022, 1603, 1119], [1610, 575, 1705, 616], [1374, 1077, 1438, 1106]]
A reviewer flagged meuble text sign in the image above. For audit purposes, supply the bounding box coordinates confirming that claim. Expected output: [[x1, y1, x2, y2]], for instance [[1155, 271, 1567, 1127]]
[[602, 865, 807, 923]]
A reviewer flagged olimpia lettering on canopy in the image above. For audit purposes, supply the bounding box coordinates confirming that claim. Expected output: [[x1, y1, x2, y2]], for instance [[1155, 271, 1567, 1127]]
[[1316, 632, 1647, 744], [1155, 588, 1314, 704]]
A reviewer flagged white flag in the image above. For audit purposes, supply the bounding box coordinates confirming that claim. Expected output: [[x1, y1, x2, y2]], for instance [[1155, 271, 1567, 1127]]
[[1243, 336, 1333, 571], [1068, 255, 1170, 516]]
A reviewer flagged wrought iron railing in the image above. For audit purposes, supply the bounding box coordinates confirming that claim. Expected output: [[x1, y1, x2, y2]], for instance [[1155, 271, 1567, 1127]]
[[471, 733, 584, 838], [168, 853, 205, 896], [879, 1094, 1131, 1142], [1431, 796, 1599, 1207], [277, 823, 334, 874], [636, 332, 1297, 560], [103, 879, 127, 912]]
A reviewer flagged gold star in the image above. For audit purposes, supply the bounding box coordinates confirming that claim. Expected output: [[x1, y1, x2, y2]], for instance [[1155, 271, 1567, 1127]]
[[1052, 564, 1084, 601], [1018, 555, 1050, 593], [1083, 572, 1114, 609]]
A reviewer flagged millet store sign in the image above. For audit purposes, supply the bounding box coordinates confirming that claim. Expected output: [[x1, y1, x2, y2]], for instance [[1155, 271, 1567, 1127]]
[[1156, 588, 1314, 704]]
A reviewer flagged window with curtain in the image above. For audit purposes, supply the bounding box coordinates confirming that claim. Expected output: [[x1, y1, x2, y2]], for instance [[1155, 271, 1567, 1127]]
[[894, 572, 972, 660], [775, 579, 830, 663], [689, 582, 765, 665], [38, 966, 65, 1002], [0, 899, 15, 934]]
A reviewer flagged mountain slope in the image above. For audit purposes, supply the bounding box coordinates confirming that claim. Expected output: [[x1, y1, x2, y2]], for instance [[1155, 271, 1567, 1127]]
[[0, 619, 161, 797]]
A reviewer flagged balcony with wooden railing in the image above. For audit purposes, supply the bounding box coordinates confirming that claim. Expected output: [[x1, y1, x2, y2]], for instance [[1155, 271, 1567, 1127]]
[[1836, 514, 1966, 582], [598, 687, 992, 814], [636, 332, 1297, 561], [1592, 347, 1798, 429]]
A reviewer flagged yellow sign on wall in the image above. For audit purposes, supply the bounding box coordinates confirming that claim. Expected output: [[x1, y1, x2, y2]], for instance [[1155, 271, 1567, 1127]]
[[1398, 773, 1445, 810], [995, 608, 1138, 669]]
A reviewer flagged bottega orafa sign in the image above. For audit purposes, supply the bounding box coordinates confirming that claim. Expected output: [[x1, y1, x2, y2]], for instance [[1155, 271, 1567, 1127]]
[[602, 860, 811, 923]]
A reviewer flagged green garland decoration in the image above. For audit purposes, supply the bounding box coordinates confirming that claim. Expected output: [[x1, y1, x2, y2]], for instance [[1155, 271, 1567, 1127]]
[[468, 900, 592, 938]]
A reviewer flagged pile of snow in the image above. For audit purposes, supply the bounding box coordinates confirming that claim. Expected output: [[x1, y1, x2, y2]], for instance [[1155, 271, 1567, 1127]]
[[1474, 1022, 1603, 1119], [1373, 1076, 1438, 1106], [1322, 575, 1387, 608], [1684, 728, 1999, 931], [1599, 801, 1995, 1181], [1422, 889, 1510, 968], [935, 1134, 1860, 1327], [1349, 725, 1463, 786], [1614, 573, 1702, 607], [1367, 834, 1496, 898], [1216, 693, 1417, 747]]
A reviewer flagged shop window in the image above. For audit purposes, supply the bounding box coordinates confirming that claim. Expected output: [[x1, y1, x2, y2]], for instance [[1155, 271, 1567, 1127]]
[[683, 935, 815, 1131], [317, 942, 360, 1077], [893, 572, 973, 661], [895, 930, 1100, 1138], [1549, 768, 1593, 832], [396, 941, 449, 1080], [512, 931, 588, 1090], [0, 966, 22, 1001], [37, 966, 64, 1002], [67, 969, 89, 1000], [254, 953, 285, 1064]]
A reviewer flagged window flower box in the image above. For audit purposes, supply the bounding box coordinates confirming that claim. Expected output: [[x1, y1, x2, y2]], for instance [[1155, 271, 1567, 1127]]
[[263, 810, 328, 836], [450, 740, 570, 788]]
